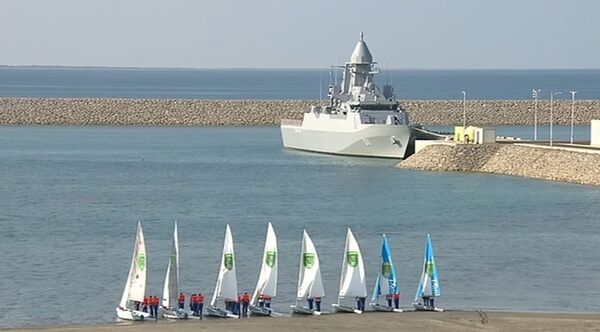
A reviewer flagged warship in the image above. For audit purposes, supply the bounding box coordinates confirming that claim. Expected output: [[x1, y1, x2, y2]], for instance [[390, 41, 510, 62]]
[[281, 33, 420, 159]]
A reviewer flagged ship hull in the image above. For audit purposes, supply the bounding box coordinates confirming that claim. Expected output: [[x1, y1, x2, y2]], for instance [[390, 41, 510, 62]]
[[280, 124, 414, 159]]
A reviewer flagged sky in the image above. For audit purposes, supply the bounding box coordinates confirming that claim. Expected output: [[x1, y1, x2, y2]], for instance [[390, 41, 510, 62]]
[[1, 0, 599, 69]]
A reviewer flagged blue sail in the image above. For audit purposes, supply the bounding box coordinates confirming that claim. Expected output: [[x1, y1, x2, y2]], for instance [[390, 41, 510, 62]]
[[414, 234, 441, 302], [371, 234, 398, 303]]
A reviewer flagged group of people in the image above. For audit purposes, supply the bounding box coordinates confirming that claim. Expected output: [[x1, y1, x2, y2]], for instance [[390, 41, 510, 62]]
[[306, 297, 322, 311], [224, 292, 252, 318], [140, 295, 160, 318], [186, 293, 205, 317], [385, 293, 401, 310]]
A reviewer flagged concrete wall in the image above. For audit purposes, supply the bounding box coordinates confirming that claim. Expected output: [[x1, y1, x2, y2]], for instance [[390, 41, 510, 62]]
[[592, 120, 600, 146], [397, 143, 600, 186], [1, 98, 600, 126]]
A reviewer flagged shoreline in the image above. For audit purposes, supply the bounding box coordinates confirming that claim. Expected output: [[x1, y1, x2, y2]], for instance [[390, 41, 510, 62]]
[[1, 98, 599, 126], [6, 311, 600, 332]]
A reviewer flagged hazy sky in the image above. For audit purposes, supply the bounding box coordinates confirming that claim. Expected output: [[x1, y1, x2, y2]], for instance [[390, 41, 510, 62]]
[[1, 0, 598, 69]]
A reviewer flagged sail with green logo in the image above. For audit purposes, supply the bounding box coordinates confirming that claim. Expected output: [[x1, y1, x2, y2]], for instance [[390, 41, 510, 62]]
[[291, 229, 325, 315], [208, 224, 239, 318], [370, 234, 402, 312], [116, 221, 151, 321], [413, 234, 443, 312], [333, 228, 366, 314], [250, 222, 279, 316]]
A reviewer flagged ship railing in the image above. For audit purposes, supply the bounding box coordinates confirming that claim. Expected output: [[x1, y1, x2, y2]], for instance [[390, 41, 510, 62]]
[[280, 119, 302, 126]]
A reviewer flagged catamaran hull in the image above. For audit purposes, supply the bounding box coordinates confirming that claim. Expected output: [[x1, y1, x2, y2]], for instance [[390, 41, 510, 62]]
[[332, 303, 362, 314], [206, 306, 239, 318], [413, 303, 444, 312], [291, 305, 322, 316], [280, 124, 414, 159], [162, 308, 189, 319], [116, 308, 150, 321], [371, 304, 403, 312]]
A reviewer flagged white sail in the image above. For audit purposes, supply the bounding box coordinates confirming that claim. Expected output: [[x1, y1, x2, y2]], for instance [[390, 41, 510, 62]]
[[296, 230, 325, 300], [162, 221, 180, 309], [338, 228, 366, 298], [119, 221, 147, 308], [251, 222, 278, 304], [211, 224, 238, 307]]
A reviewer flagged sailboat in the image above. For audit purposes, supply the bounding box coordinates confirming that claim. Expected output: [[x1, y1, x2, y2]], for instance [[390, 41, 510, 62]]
[[116, 221, 151, 321], [413, 234, 443, 312], [207, 224, 239, 318], [370, 234, 402, 312], [161, 221, 189, 319], [249, 222, 279, 316], [291, 229, 325, 315], [332, 228, 367, 314]]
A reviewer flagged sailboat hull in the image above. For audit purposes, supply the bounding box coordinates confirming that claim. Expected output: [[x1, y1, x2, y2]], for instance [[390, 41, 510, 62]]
[[371, 304, 403, 312], [206, 306, 239, 318], [249, 305, 273, 316], [116, 308, 150, 321], [162, 308, 189, 319], [332, 303, 362, 314], [291, 305, 322, 316], [413, 303, 444, 312]]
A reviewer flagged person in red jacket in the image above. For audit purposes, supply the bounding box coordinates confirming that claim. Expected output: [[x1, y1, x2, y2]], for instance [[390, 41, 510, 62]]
[[241, 292, 250, 318], [178, 292, 185, 309], [190, 293, 196, 313], [196, 293, 205, 318], [394, 293, 401, 310], [142, 296, 149, 313], [152, 295, 159, 318]]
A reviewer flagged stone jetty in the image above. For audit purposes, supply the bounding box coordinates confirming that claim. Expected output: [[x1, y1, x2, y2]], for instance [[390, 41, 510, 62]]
[[397, 143, 600, 186], [1, 98, 600, 126]]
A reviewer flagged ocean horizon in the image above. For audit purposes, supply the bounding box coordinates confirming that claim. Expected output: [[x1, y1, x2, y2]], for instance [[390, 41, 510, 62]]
[[2, 66, 599, 100]]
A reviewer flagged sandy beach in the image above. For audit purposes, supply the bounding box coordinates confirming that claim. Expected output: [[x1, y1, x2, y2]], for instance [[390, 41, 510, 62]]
[[6, 311, 600, 332]]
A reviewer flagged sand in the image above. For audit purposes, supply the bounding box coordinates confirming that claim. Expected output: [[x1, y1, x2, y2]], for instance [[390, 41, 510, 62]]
[[6, 311, 600, 332]]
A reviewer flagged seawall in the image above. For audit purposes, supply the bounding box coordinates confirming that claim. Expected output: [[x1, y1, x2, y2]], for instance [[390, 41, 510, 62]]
[[1, 98, 600, 126], [397, 143, 600, 186]]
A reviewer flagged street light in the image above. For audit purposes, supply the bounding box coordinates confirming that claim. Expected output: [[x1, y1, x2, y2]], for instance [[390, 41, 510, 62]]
[[461, 91, 467, 129], [532, 89, 541, 141], [570, 91, 577, 144], [550, 91, 562, 146]]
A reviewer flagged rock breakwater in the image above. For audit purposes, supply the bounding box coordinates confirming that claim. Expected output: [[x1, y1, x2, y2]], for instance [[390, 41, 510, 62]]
[[397, 143, 600, 186], [1, 98, 599, 126]]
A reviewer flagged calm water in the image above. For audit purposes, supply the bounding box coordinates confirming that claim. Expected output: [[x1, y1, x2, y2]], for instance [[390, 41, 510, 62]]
[[0, 126, 599, 328], [1, 67, 600, 99]]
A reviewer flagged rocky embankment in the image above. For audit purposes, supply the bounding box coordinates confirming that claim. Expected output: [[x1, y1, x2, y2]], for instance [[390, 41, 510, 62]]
[[1, 98, 600, 125], [397, 143, 600, 186]]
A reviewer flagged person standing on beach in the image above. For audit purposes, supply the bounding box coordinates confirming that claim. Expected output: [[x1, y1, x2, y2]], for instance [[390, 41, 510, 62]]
[[152, 296, 160, 319], [394, 293, 400, 309], [178, 292, 185, 309], [143, 296, 149, 313], [196, 293, 205, 318], [190, 293, 196, 314], [241, 292, 250, 318], [314, 297, 322, 312]]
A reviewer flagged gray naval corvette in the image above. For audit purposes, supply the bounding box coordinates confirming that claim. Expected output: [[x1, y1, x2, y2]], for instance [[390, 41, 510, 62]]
[[281, 33, 423, 159]]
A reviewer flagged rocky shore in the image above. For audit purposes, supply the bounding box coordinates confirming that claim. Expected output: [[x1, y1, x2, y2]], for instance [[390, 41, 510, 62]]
[[397, 143, 600, 186], [1, 98, 599, 126]]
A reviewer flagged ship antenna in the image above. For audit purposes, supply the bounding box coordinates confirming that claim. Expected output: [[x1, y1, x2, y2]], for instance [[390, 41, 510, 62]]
[[360, 32, 364, 41]]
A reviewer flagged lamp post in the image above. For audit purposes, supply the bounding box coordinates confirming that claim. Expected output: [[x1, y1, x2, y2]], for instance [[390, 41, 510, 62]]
[[461, 91, 466, 129], [532, 89, 541, 141], [570, 91, 577, 144], [550, 91, 562, 147]]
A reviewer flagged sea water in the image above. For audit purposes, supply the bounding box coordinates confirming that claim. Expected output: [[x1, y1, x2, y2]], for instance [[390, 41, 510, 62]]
[[1, 67, 599, 99], [0, 126, 599, 328]]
